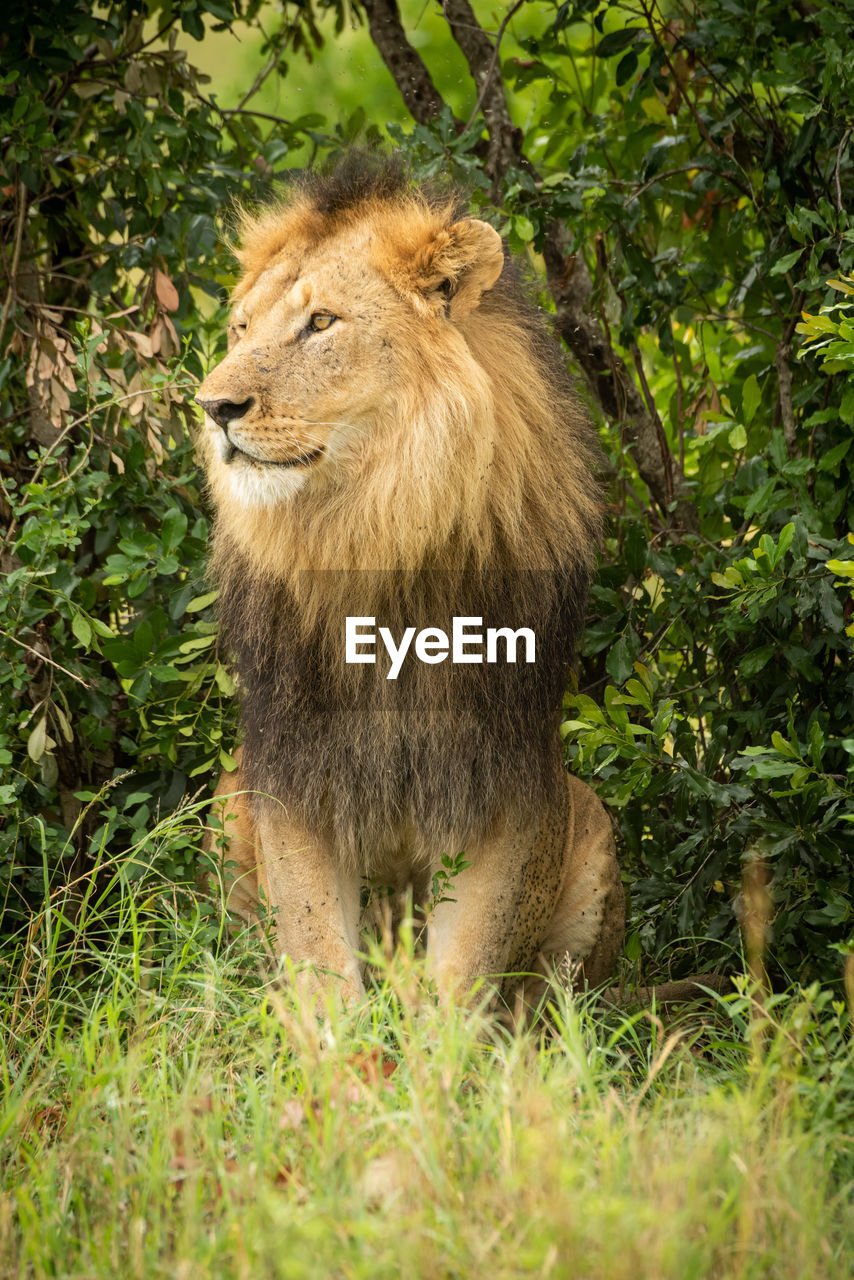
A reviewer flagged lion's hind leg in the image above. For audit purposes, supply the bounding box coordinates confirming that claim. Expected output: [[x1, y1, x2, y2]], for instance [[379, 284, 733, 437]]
[[426, 772, 624, 1013], [523, 774, 625, 1008]]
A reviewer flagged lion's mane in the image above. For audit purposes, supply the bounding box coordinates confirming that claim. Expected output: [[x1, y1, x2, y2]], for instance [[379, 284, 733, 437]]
[[209, 156, 603, 865]]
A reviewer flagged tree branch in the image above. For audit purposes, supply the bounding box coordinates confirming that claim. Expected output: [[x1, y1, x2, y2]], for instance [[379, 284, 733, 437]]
[[462, 0, 524, 132], [441, 0, 525, 189], [360, 0, 454, 127], [775, 341, 797, 457], [543, 225, 697, 529], [0, 181, 27, 353], [605, 972, 732, 1007]]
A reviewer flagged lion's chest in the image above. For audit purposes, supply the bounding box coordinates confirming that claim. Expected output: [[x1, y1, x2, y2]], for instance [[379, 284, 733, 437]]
[[218, 564, 577, 861]]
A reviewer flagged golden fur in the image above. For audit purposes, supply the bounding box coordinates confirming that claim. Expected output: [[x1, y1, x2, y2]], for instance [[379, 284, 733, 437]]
[[200, 162, 600, 633], [197, 155, 623, 1004]]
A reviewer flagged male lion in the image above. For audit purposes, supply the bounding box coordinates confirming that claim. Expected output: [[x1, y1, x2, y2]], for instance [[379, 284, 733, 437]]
[[197, 155, 624, 1007]]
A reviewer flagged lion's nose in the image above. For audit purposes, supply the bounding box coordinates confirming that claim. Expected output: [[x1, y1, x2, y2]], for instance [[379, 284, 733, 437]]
[[196, 397, 254, 430]]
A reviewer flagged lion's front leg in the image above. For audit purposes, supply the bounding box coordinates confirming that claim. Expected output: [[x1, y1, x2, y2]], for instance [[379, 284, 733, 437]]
[[256, 807, 365, 1003], [425, 785, 569, 1003], [205, 749, 268, 924]]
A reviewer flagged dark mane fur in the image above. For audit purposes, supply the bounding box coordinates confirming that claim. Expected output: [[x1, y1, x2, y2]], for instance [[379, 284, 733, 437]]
[[295, 150, 414, 217], [216, 551, 587, 865]]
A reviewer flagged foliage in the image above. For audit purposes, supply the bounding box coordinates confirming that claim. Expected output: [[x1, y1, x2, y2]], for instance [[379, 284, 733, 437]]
[[2, 0, 853, 989], [513, 0, 854, 986], [0, 0, 323, 938]]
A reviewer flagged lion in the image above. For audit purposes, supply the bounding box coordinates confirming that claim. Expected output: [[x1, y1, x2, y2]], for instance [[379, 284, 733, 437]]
[[196, 153, 625, 1008]]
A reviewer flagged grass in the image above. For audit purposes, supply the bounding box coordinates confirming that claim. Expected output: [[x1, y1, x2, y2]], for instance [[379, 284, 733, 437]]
[[1, 839, 853, 1279]]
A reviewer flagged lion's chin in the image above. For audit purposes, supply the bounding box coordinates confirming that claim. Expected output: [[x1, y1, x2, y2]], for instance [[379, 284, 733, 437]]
[[224, 459, 311, 508]]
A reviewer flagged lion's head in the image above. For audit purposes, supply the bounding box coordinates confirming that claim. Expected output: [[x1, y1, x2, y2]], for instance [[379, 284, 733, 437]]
[[198, 155, 601, 602]]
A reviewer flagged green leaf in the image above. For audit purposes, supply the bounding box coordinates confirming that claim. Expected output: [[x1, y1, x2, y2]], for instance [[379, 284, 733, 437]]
[[604, 684, 630, 730], [560, 720, 590, 735], [178, 635, 215, 654], [741, 374, 761, 424], [595, 28, 643, 57], [743, 477, 779, 521], [771, 731, 796, 757], [818, 581, 845, 631], [27, 716, 47, 763], [769, 248, 804, 276], [513, 216, 535, 242], [616, 50, 638, 86], [214, 664, 236, 695], [776, 522, 795, 561], [161, 508, 188, 555], [40, 753, 58, 788], [748, 759, 801, 779], [625, 931, 642, 961], [624, 521, 647, 577], [71, 612, 92, 649], [606, 636, 634, 685], [728, 424, 747, 450], [738, 645, 774, 677], [54, 705, 74, 744], [186, 589, 219, 613]]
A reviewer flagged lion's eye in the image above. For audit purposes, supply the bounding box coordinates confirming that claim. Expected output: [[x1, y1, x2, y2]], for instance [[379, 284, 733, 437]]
[[308, 312, 337, 333], [228, 320, 247, 350]]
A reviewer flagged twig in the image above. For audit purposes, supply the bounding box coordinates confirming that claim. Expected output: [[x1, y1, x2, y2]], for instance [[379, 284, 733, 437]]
[[631, 342, 674, 506], [775, 341, 796, 457], [626, 163, 753, 205], [462, 0, 525, 132], [229, 31, 291, 117], [0, 182, 28, 352], [0, 629, 91, 687], [670, 327, 685, 472], [834, 127, 852, 214]]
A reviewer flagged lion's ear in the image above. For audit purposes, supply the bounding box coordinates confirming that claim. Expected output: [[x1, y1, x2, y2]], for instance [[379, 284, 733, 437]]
[[410, 218, 504, 319]]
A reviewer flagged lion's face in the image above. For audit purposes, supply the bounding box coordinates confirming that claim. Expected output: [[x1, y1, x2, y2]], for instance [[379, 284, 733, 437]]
[[197, 214, 504, 510], [198, 229, 407, 507]]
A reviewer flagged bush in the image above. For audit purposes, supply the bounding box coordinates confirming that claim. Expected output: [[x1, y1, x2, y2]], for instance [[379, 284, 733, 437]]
[[1, 0, 852, 988], [0, 0, 308, 938]]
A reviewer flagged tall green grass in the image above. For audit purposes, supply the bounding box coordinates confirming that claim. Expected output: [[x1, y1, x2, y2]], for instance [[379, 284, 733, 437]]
[[1, 819, 852, 1279]]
